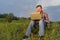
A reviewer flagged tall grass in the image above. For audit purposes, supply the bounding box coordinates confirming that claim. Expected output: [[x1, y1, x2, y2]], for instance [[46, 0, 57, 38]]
[[0, 20, 60, 40]]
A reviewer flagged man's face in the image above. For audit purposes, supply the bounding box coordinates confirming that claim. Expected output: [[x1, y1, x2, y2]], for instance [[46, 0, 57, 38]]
[[36, 7, 42, 12]]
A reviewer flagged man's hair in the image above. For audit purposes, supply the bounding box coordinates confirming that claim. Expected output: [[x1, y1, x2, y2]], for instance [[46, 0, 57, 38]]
[[36, 5, 42, 8]]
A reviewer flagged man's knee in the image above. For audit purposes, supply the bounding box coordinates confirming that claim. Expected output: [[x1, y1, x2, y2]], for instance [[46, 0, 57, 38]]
[[30, 21, 34, 24], [39, 19, 44, 25]]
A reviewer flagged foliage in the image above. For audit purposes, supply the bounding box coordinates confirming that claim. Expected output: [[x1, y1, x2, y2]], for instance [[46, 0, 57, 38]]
[[0, 13, 60, 40], [0, 19, 60, 40]]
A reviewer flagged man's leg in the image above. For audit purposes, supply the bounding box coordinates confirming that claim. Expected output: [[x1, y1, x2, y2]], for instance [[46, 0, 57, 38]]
[[25, 21, 34, 36], [23, 21, 34, 39], [39, 19, 44, 36], [39, 19, 44, 40]]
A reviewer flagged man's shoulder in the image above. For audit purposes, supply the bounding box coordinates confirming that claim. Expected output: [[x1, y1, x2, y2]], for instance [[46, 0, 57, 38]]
[[43, 12, 47, 14], [43, 12, 48, 16]]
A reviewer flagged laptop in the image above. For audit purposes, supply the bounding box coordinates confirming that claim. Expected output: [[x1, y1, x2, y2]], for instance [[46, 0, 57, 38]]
[[30, 12, 41, 20]]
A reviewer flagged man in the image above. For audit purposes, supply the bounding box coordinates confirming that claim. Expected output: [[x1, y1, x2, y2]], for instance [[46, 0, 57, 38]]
[[22, 5, 49, 40]]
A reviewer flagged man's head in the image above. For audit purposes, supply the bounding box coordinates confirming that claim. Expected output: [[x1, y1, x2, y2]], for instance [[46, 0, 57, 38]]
[[36, 5, 42, 12]]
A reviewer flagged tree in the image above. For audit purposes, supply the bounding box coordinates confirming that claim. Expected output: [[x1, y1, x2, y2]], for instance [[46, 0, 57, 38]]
[[6, 13, 14, 22]]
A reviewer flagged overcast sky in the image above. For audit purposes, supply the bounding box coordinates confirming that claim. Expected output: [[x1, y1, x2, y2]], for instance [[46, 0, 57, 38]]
[[0, 0, 60, 21]]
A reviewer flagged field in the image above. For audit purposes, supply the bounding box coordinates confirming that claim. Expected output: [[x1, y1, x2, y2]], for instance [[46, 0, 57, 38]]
[[0, 19, 60, 40]]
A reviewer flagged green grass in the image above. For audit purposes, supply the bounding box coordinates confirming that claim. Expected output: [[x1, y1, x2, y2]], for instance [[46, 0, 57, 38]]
[[0, 20, 60, 40]]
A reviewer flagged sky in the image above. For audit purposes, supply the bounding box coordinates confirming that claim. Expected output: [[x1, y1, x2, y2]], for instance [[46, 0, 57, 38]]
[[37, 0, 60, 8], [0, 0, 60, 21]]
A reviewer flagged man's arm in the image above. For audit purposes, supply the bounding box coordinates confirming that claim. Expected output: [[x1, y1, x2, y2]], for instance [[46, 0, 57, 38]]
[[44, 13, 50, 24]]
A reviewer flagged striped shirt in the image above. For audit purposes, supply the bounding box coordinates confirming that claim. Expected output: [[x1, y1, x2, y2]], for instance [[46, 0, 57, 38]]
[[40, 12, 49, 23]]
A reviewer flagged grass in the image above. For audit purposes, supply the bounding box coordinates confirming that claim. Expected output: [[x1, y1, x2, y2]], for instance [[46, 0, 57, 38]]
[[0, 19, 60, 40]]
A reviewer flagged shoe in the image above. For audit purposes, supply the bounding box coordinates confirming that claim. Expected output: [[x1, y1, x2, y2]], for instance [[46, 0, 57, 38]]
[[22, 35, 28, 40], [23, 35, 28, 39]]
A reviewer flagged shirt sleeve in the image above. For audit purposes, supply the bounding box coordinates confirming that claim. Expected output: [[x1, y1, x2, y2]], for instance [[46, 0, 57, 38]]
[[44, 13, 49, 23]]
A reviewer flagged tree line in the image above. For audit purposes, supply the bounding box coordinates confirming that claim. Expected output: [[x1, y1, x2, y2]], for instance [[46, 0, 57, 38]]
[[0, 13, 29, 22]]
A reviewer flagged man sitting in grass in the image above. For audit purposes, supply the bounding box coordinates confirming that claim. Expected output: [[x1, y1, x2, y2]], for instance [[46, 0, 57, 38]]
[[22, 5, 50, 40]]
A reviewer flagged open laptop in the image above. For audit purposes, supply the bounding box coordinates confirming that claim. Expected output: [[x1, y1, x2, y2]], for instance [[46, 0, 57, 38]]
[[30, 12, 41, 20]]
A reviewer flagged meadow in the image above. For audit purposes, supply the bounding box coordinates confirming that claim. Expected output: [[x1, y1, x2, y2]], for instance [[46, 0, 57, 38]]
[[0, 19, 60, 40]]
